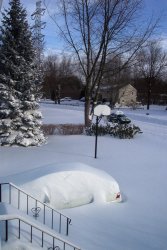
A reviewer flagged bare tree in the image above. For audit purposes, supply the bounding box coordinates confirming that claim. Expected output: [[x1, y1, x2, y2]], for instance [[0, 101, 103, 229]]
[[42, 55, 59, 100], [45, 0, 158, 126], [102, 54, 132, 106], [135, 40, 167, 111], [59, 55, 73, 77], [42, 54, 82, 101]]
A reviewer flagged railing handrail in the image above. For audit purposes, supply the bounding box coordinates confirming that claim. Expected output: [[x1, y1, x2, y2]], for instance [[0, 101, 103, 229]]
[[0, 182, 69, 220], [0, 214, 81, 250], [0, 182, 71, 235]]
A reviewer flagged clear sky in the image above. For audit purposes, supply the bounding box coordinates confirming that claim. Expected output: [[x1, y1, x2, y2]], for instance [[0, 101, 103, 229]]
[[1, 0, 167, 55]]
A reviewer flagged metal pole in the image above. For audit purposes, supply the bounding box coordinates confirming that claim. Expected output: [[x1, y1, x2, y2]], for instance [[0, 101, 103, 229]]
[[5, 220, 8, 241], [18, 190, 20, 209], [27, 195, 28, 215], [51, 209, 53, 229], [30, 225, 32, 242], [53, 237, 55, 249], [43, 204, 45, 224], [94, 116, 99, 159], [18, 219, 20, 239], [0, 184, 1, 202], [66, 218, 69, 236], [59, 214, 61, 234], [9, 184, 11, 204], [42, 231, 44, 247]]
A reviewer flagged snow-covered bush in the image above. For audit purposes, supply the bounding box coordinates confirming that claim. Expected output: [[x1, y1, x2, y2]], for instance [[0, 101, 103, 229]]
[[85, 123, 142, 139], [0, 0, 45, 146], [42, 124, 85, 135]]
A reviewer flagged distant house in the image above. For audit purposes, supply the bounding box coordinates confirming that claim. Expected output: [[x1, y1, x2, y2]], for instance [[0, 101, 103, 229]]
[[100, 83, 137, 106], [118, 84, 137, 106]]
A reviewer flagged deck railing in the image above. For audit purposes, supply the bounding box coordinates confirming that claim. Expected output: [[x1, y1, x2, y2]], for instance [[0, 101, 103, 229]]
[[0, 216, 81, 250], [0, 183, 71, 236]]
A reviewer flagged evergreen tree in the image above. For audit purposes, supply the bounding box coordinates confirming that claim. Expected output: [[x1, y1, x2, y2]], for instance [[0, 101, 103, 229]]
[[0, 0, 45, 146]]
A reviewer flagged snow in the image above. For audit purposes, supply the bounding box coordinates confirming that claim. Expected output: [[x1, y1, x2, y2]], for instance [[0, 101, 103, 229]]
[[40, 101, 84, 125], [2, 239, 41, 250], [0, 103, 167, 250]]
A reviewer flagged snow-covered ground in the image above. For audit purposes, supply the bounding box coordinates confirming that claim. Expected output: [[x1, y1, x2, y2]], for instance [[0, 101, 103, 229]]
[[0, 102, 167, 250]]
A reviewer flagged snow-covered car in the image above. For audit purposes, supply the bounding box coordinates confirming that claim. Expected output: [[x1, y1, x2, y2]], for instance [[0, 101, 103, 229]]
[[108, 112, 131, 124], [60, 97, 72, 102], [19, 163, 122, 209], [79, 97, 85, 102]]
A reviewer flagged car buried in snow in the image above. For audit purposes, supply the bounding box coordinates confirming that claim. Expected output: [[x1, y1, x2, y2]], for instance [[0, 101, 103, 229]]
[[107, 111, 131, 124], [60, 97, 72, 102]]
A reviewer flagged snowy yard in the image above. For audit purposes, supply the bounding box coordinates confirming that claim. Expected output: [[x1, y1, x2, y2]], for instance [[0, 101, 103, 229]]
[[0, 102, 167, 250]]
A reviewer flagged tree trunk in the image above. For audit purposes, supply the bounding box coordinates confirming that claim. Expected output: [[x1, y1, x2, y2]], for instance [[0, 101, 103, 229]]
[[85, 98, 91, 127], [147, 80, 151, 110]]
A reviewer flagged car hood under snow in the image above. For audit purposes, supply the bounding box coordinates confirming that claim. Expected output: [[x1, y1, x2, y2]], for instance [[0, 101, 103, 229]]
[[18, 162, 121, 209]]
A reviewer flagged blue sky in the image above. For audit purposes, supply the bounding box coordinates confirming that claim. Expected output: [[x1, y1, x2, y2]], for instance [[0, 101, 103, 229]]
[[1, 0, 167, 55]]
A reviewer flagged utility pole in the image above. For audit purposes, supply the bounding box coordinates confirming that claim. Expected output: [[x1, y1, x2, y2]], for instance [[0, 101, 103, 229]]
[[0, 0, 3, 11], [31, 1, 46, 67]]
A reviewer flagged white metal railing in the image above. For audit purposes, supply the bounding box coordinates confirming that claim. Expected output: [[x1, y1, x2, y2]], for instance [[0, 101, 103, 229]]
[[0, 183, 71, 236], [0, 214, 81, 250]]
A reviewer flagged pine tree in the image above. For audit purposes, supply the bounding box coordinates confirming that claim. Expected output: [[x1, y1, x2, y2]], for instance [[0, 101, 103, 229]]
[[0, 0, 45, 146]]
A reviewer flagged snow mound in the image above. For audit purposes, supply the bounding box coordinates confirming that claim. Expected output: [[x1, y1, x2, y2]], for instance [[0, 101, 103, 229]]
[[20, 164, 121, 209]]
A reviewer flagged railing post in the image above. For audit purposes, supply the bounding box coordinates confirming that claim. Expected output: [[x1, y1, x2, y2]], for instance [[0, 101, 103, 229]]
[[5, 220, 8, 241], [18, 190, 20, 209], [43, 204, 45, 224], [51, 209, 53, 229], [42, 231, 44, 247], [30, 225, 32, 242], [18, 219, 20, 239], [9, 184, 11, 204], [0, 184, 1, 202], [66, 218, 69, 236], [35, 200, 37, 220], [27, 195, 28, 215], [59, 214, 61, 234], [53, 237, 55, 249]]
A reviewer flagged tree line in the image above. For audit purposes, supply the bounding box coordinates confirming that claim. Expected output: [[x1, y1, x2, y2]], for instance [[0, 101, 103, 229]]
[[42, 40, 167, 109]]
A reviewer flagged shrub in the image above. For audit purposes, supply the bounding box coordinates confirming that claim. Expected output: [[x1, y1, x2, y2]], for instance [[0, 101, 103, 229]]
[[42, 124, 85, 135], [85, 122, 142, 139]]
